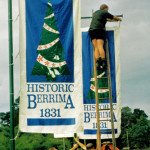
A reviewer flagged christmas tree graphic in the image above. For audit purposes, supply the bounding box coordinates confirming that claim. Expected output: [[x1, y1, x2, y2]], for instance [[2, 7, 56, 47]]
[[31, 0, 70, 81], [86, 69, 109, 102]]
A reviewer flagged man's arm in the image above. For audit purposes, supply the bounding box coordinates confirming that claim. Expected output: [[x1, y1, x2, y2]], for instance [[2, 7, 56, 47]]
[[74, 137, 87, 150], [70, 144, 78, 150], [107, 16, 122, 22]]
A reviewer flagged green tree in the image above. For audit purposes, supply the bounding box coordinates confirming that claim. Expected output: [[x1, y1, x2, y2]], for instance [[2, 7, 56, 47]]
[[0, 112, 10, 126], [0, 126, 10, 150], [15, 133, 46, 150], [118, 107, 150, 149], [128, 115, 150, 148], [116, 107, 132, 148], [15, 133, 73, 150], [0, 97, 19, 127], [132, 108, 148, 124]]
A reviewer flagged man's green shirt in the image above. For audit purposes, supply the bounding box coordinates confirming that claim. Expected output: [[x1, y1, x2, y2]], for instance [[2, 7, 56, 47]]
[[89, 10, 113, 31]]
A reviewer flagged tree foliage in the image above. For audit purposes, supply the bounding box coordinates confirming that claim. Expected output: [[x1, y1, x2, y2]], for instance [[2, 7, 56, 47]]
[[0, 126, 10, 150], [0, 97, 73, 149], [118, 106, 150, 149]]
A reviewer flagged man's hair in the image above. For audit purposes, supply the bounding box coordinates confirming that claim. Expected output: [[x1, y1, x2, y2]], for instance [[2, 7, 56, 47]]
[[86, 143, 94, 149], [100, 4, 108, 10]]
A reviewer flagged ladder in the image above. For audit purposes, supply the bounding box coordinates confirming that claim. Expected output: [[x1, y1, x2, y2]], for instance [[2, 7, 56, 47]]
[[93, 39, 116, 150]]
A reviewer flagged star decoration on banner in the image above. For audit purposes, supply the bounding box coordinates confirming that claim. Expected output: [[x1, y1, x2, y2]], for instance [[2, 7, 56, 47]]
[[37, 55, 43, 62]]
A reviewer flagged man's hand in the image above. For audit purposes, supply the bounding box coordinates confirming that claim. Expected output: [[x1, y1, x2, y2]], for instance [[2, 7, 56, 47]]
[[113, 16, 122, 21], [70, 144, 78, 150], [74, 137, 79, 142], [107, 16, 122, 22], [74, 137, 86, 150]]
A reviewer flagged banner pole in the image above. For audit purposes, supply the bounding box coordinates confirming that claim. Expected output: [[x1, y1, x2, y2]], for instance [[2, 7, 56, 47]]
[[63, 138, 65, 150], [8, 0, 15, 149]]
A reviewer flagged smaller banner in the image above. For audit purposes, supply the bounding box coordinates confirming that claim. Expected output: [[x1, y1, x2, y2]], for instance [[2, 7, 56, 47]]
[[78, 27, 121, 139]]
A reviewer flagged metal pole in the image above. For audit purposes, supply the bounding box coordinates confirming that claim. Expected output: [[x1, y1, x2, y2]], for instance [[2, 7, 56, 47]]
[[106, 40, 116, 150], [8, 0, 15, 149]]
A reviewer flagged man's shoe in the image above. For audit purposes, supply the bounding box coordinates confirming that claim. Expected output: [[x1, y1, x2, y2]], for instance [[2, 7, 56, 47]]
[[98, 57, 102, 65], [100, 59, 107, 70], [96, 60, 100, 70]]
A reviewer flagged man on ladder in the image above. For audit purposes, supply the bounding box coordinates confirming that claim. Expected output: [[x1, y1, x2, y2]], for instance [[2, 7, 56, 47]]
[[89, 4, 122, 70], [88, 3, 122, 150]]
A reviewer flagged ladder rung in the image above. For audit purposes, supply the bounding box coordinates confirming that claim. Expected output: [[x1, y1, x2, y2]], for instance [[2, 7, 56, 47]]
[[101, 130, 112, 133], [98, 87, 108, 89], [98, 98, 109, 100], [99, 108, 110, 111], [99, 77, 108, 79], [100, 119, 111, 122]]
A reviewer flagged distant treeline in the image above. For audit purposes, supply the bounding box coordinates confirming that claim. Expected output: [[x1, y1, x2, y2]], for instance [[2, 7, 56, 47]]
[[0, 97, 150, 149]]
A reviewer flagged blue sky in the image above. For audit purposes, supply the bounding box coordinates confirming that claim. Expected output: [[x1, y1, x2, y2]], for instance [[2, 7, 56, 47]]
[[0, 0, 150, 119]]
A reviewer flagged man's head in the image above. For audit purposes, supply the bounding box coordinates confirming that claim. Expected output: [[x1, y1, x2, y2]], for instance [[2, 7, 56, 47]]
[[100, 4, 109, 11], [86, 143, 95, 150]]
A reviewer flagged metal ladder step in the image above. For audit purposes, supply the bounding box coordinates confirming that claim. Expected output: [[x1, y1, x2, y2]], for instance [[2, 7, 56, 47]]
[[101, 130, 112, 133], [98, 87, 108, 89], [99, 119, 111, 122], [99, 108, 110, 111], [98, 97, 109, 100], [99, 77, 108, 79]]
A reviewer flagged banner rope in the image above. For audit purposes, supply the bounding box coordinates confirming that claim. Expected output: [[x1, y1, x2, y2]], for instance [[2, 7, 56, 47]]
[[13, 14, 19, 22], [8, 14, 19, 22], [15, 51, 20, 60], [10, 129, 20, 141]]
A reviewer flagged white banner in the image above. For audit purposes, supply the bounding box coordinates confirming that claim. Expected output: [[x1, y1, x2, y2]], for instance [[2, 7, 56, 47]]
[[78, 27, 121, 139], [19, 0, 83, 134]]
